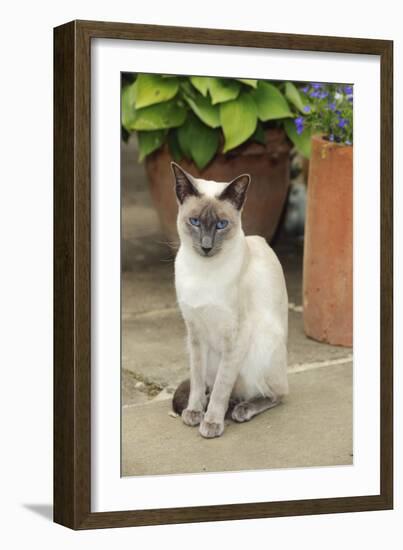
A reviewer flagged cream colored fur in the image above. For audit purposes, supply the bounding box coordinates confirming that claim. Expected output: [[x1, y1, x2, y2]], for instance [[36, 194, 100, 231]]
[[174, 173, 288, 438]]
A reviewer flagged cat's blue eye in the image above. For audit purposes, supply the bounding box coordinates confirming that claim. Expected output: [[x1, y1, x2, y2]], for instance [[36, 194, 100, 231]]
[[216, 219, 228, 230], [189, 217, 200, 226]]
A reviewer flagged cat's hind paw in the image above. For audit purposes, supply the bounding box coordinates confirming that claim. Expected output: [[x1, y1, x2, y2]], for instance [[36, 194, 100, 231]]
[[199, 419, 224, 438], [182, 408, 204, 427], [231, 402, 252, 422]]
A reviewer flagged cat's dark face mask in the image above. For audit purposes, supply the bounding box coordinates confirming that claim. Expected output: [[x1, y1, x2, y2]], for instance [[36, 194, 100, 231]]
[[171, 162, 250, 257]]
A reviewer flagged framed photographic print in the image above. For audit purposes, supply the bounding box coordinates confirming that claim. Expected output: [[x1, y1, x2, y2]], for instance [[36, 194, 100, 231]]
[[54, 20, 393, 529]]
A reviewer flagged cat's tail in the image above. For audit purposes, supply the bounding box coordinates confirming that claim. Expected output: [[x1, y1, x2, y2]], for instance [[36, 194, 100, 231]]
[[172, 379, 190, 414]]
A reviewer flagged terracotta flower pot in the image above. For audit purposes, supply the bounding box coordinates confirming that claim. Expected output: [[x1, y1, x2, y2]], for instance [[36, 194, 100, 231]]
[[303, 135, 353, 346], [145, 129, 291, 244]]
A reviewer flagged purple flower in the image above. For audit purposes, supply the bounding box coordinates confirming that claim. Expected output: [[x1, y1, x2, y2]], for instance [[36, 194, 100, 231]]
[[310, 90, 321, 98], [311, 82, 322, 89], [338, 118, 348, 128], [294, 116, 304, 135], [348, 96, 353, 102], [344, 85, 353, 95], [303, 105, 311, 113], [318, 91, 329, 99], [300, 85, 310, 93], [328, 102, 336, 111]]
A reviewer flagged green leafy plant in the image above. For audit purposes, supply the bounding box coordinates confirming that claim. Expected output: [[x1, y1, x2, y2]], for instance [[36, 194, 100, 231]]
[[122, 74, 312, 169]]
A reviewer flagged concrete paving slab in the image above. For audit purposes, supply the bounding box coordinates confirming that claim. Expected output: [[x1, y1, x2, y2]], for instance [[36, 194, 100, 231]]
[[122, 263, 176, 318], [122, 370, 152, 407], [122, 309, 186, 389], [122, 362, 353, 476]]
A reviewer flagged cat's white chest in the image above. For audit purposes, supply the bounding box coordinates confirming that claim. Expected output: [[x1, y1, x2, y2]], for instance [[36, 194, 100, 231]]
[[175, 247, 239, 311], [175, 250, 238, 353], [176, 272, 234, 310]]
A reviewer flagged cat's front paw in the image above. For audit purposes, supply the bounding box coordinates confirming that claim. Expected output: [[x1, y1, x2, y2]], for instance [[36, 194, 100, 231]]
[[199, 419, 224, 438], [182, 408, 204, 427]]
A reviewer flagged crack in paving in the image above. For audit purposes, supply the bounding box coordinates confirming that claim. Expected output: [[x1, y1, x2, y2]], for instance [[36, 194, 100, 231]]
[[122, 369, 166, 398], [123, 302, 304, 322], [288, 354, 353, 374]]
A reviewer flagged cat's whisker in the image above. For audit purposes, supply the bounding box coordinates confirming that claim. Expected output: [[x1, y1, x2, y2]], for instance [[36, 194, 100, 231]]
[[155, 239, 178, 246], [154, 238, 180, 251]]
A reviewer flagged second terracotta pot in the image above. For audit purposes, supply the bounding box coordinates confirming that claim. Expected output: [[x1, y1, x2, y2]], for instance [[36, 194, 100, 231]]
[[145, 129, 291, 244], [303, 135, 353, 347]]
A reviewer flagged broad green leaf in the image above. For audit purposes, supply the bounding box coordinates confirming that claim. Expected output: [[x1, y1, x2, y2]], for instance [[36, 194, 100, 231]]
[[237, 79, 258, 88], [137, 130, 166, 161], [183, 93, 220, 128], [177, 114, 219, 169], [252, 82, 294, 121], [220, 93, 258, 152], [134, 74, 179, 109], [128, 99, 187, 131], [177, 118, 192, 159], [250, 121, 266, 145], [121, 83, 137, 131], [168, 130, 183, 162], [208, 78, 241, 104], [191, 125, 219, 169], [285, 82, 306, 113], [190, 76, 210, 97], [284, 119, 312, 158]]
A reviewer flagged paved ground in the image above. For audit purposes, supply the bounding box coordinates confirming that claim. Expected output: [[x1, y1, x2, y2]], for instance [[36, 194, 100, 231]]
[[122, 362, 352, 476], [121, 137, 353, 475]]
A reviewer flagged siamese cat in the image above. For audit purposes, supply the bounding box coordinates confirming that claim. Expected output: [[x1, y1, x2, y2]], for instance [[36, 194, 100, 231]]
[[171, 162, 288, 438]]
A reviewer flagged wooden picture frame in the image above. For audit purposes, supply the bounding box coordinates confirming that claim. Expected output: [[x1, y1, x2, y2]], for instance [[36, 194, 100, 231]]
[[54, 19, 393, 529]]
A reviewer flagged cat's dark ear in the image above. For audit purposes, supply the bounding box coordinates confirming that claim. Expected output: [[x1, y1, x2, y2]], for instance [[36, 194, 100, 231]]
[[171, 162, 200, 204], [219, 174, 250, 210]]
